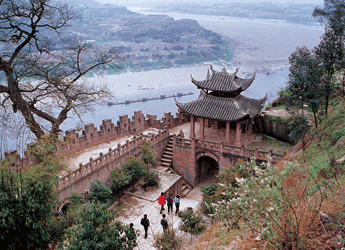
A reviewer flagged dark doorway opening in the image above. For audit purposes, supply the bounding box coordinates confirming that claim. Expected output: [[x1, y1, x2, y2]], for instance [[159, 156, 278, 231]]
[[217, 121, 226, 129], [61, 203, 71, 214], [196, 156, 219, 184]]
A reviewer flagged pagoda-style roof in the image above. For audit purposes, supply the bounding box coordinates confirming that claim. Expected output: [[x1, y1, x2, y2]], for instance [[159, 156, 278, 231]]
[[191, 65, 255, 93], [176, 91, 267, 122]]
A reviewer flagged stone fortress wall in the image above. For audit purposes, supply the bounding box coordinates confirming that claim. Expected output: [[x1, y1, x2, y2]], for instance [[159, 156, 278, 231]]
[[6, 110, 189, 201], [6, 109, 288, 201]]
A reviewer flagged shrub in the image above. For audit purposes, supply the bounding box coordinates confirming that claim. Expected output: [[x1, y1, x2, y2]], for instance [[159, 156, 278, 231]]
[[214, 159, 323, 249], [144, 170, 160, 187], [89, 180, 112, 203], [179, 210, 207, 242], [154, 230, 182, 250], [288, 114, 310, 143]]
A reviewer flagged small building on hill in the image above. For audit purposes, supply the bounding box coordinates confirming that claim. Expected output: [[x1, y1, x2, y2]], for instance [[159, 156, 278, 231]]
[[175, 65, 267, 146]]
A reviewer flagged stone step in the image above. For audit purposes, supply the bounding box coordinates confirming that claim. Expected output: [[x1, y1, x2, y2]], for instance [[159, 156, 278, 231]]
[[161, 154, 172, 159], [161, 153, 172, 158], [160, 162, 171, 167], [182, 184, 192, 197], [161, 155, 172, 160], [164, 169, 174, 174], [182, 181, 193, 191], [162, 152, 173, 157], [160, 159, 171, 166]]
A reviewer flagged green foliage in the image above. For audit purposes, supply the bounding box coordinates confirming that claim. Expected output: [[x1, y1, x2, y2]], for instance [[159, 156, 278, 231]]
[[154, 229, 182, 250], [287, 47, 323, 124], [60, 202, 137, 250], [111, 169, 132, 193], [200, 184, 219, 214], [89, 179, 112, 203], [200, 183, 218, 198], [0, 136, 65, 249], [144, 170, 160, 187], [266, 115, 282, 122], [140, 140, 156, 167], [330, 96, 341, 107], [265, 102, 272, 110], [122, 155, 147, 181], [276, 87, 293, 107], [313, 1, 345, 37], [0, 167, 55, 249], [69, 191, 85, 207], [179, 209, 207, 240], [313, 1, 345, 115], [288, 114, 311, 143], [217, 166, 240, 187], [215, 160, 323, 249]]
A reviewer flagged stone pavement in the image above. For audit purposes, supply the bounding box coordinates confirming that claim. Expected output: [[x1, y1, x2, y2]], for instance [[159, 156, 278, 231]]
[[62, 128, 160, 172], [123, 171, 181, 202], [115, 194, 200, 250], [112, 170, 218, 250]]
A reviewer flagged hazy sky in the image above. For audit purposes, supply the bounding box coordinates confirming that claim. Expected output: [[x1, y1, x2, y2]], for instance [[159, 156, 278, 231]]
[[97, 0, 324, 6]]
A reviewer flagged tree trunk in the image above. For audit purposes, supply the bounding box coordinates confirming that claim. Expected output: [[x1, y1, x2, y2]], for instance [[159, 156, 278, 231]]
[[4, 63, 45, 138], [313, 109, 318, 128]]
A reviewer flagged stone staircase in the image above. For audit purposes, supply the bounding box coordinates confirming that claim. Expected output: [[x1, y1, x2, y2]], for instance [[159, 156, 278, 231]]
[[157, 135, 193, 197], [159, 136, 174, 168]]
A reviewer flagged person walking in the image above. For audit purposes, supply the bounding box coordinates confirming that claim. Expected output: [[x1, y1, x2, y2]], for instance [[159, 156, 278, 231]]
[[160, 214, 168, 233], [158, 192, 166, 214], [173, 194, 180, 215], [140, 214, 150, 239], [167, 193, 173, 214], [127, 223, 137, 248]]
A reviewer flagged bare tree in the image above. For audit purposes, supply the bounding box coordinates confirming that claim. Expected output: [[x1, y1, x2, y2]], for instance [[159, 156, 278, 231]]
[[0, 0, 119, 138]]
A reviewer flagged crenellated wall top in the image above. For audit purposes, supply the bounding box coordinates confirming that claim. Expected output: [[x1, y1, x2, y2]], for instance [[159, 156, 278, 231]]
[[5, 110, 188, 168]]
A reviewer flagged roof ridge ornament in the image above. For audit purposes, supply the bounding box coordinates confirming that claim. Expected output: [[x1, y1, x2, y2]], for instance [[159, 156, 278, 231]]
[[222, 65, 228, 74], [234, 68, 239, 76], [210, 64, 215, 74], [207, 69, 211, 80]]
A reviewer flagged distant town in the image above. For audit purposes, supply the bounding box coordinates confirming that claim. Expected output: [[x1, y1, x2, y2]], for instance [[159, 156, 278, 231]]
[[64, 0, 233, 73]]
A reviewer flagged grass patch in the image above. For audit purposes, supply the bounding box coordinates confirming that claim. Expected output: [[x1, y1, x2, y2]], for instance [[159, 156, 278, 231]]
[[247, 136, 292, 154]]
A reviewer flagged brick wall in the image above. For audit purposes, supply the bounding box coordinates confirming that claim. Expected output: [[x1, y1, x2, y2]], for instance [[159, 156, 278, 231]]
[[58, 130, 170, 200], [172, 136, 197, 187], [5, 110, 189, 201], [172, 136, 285, 187], [57, 110, 186, 156]]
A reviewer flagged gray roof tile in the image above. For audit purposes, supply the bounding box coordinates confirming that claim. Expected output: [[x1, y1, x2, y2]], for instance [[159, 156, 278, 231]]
[[191, 65, 255, 92], [176, 91, 267, 121]]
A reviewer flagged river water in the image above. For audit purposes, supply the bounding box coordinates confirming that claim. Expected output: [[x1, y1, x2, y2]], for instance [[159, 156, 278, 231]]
[[61, 12, 323, 130], [3, 11, 325, 152]]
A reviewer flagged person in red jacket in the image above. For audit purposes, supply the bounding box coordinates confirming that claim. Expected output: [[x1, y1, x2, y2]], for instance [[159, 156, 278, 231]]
[[158, 192, 166, 214]]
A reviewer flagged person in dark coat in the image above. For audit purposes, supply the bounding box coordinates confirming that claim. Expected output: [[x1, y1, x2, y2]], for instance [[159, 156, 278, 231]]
[[167, 193, 173, 214], [140, 214, 150, 239], [161, 214, 168, 233], [127, 223, 137, 247]]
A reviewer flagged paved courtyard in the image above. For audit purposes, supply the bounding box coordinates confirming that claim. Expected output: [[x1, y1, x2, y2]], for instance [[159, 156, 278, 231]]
[[113, 172, 218, 250]]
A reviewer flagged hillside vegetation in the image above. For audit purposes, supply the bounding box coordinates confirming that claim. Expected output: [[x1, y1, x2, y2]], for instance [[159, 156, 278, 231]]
[[185, 96, 345, 249]]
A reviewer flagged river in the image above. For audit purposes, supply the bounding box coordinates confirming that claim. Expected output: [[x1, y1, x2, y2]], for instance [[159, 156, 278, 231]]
[[61, 11, 323, 129], [3, 10, 325, 152]]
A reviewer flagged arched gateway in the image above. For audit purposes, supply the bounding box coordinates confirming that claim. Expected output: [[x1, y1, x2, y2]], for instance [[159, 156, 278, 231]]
[[172, 65, 267, 187], [196, 155, 219, 184]]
